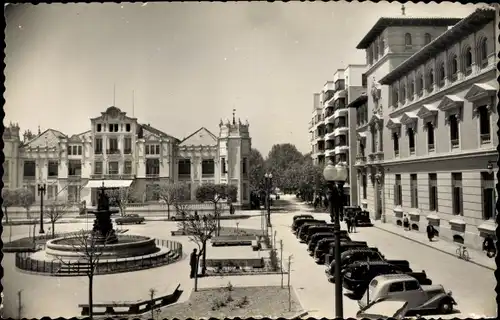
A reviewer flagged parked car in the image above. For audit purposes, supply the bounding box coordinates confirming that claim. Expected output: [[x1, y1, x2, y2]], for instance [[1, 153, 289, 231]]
[[115, 214, 145, 225], [325, 248, 384, 282], [302, 225, 335, 243], [307, 232, 335, 254], [293, 214, 314, 221], [292, 218, 320, 233], [308, 231, 350, 254], [343, 261, 432, 297], [356, 299, 410, 319], [314, 239, 368, 266], [297, 221, 327, 239], [355, 210, 373, 227], [323, 241, 369, 265], [358, 274, 456, 314]]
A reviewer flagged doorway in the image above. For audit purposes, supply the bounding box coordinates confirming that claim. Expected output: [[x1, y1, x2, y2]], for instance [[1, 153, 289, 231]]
[[375, 181, 383, 220]]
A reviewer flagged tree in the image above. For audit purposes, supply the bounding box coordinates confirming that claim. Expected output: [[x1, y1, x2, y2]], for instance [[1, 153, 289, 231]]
[[154, 182, 187, 219], [54, 229, 110, 319], [265, 143, 306, 190], [17, 188, 35, 219], [105, 187, 136, 216], [44, 201, 70, 238], [248, 148, 266, 192], [2, 189, 19, 223], [195, 183, 238, 236], [177, 209, 218, 284]]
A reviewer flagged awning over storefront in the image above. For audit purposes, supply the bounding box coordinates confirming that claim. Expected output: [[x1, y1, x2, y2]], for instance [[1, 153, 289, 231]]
[[85, 180, 133, 188]]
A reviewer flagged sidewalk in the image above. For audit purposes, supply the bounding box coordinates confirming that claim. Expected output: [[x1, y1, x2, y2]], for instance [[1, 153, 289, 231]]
[[372, 221, 495, 271]]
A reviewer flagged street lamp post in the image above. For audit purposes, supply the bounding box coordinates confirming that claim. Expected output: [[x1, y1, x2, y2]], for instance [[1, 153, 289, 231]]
[[323, 160, 348, 319], [37, 183, 46, 234], [264, 173, 273, 227]]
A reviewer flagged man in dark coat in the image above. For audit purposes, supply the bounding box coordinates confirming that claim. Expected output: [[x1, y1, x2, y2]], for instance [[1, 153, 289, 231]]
[[190, 249, 198, 279], [346, 216, 352, 233], [426, 222, 435, 242]]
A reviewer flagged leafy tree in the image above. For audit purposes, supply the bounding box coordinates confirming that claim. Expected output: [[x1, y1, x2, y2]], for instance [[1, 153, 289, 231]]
[[2, 188, 19, 223], [154, 182, 187, 219], [44, 201, 70, 238], [195, 183, 238, 236], [248, 148, 266, 192], [265, 143, 306, 190], [17, 188, 35, 219], [177, 209, 218, 283], [105, 186, 137, 216]]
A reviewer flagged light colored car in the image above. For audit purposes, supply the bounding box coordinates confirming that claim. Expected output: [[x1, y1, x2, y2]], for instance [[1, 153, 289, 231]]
[[115, 214, 145, 225], [358, 274, 456, 315], [356, 299, 409, 319]]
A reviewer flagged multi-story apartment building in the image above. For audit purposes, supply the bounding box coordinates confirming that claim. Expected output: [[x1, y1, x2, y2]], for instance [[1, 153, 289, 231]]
[[3, 106, 252, 208], [310, 65, 367, 205], [353, 8, 498, 249], [352, 14, 462, 220], [309, 93, 326, 166]]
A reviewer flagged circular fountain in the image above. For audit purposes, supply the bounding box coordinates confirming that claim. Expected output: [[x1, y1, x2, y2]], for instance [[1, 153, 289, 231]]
[[19, 184, 183, 275]]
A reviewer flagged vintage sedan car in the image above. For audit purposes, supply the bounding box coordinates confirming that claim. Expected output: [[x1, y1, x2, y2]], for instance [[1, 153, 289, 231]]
[[325, 248, 384, 281], [356, 299, 410, 319], [359, 274, 456, 315], [355, 210, 373, 227], [115, 214, 145, 225], [169, 212, 195, 221], [292, 218, 317, 233], [307, 232, 335, 254], [302, 225, 335, 243], [293, 214, 314, 221], [344, 261, 432, 298], [323, 241, 369, 265], [297, 221, 327, 240]]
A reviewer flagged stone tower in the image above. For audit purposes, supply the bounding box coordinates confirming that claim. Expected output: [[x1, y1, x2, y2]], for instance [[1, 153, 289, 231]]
[[3, 123, 21, 189], [217, 111, 251, 209]]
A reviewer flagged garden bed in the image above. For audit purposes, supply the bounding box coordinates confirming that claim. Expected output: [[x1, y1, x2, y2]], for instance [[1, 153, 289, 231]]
[[218, 227, 265, 237], [203, 258, 284, 276], [142, 285, 303, 319]]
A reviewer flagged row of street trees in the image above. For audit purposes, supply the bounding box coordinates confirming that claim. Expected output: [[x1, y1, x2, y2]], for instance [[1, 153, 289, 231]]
[[248, 143, 328, 200], [2, 188, 37, 223]]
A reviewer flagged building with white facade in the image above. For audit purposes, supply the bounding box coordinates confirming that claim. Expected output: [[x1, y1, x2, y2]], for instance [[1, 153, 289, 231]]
[[353, 8, 498, 249], [3, 106, 252, 209], [309, 65, 367, 205]]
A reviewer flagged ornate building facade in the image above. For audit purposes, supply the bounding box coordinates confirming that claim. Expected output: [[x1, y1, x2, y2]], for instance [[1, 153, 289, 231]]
[[3, 106, 252, 208]]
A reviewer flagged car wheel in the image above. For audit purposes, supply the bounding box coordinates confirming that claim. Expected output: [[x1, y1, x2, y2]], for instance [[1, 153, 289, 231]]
[[438, 300, 453, 314]]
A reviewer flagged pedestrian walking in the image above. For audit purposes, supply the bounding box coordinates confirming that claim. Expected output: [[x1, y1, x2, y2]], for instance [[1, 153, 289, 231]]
[[403, 215, 409, 231], [229, 203, 235, 215], [346, 216, 352, 233], [189, 249, 198, 279], [350, 216, 357, 233], [194, 210, 199, 221], [426, 222, 435, 241]]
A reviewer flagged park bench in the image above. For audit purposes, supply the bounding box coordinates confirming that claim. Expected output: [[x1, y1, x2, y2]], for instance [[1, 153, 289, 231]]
[[78, 283, 182, 316]]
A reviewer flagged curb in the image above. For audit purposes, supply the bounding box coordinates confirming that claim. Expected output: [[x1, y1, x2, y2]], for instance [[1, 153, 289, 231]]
[[373, 225, 495, 271]]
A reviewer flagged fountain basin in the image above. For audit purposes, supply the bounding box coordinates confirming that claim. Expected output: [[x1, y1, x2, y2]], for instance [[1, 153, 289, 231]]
[[45, 235, 159, 259]]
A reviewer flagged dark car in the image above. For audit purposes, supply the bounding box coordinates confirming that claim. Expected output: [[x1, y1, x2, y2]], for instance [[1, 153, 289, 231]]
[[316, 240, 366, 264], [302, 225, 335, 243], [325, 248, 384, 281], [293, 214, 314, 221], [292, 218, 319, 233], [307, 232, 335, 254], [297, 221, 327, 239], [355, 210, 373, 227], [324, 241, 369, 265], [343, 260, 420, 297], [115, 214, 145, 225]]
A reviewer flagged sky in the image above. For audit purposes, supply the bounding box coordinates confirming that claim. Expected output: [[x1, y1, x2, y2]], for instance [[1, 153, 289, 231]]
[[4, 2, 479, 156]]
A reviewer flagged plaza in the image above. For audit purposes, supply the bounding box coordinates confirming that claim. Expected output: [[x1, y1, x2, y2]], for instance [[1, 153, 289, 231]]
[[2, 195, 495, 318]]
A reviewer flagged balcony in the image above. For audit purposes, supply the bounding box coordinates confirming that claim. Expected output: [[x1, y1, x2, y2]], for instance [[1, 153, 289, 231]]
[[91, 174, 135, 180], [480, 133, 491, 144], [428, 143, 435, 152], [334, 146, 349, 154], [451, 139, 460, 148], [367, 153, 376, 163], [409, 147, 415, 155], [374, 151, 384, 163], [202, 173, 215, 178], [68, 174, 82, 181], [94, 150, 103, 155], [23, 175, 36, 181], [178, 173, 191, 179], [333, 127, 348, 137], [124, 148, 132, 155], [325, 149, 335, 157], [355, 155, 366, 166], [107, 149, 121, 155]]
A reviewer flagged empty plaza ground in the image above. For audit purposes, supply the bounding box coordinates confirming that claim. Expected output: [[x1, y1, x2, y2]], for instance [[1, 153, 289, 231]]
[[2, 196, 495, 318]]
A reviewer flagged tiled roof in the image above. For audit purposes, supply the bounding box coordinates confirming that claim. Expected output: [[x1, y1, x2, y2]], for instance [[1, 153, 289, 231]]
[[23, 129, 66, 148], [379, 8, 495, 85], [356, 16, 463, 49], [347, 93, 368, 108], [140, 124, 180, 142]]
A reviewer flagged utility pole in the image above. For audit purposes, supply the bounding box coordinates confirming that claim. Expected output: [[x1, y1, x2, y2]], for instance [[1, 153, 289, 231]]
[[149, 288, 156, 320], [274, 230, 277, 249], [17, 290, 23, 320], [287, 255, 293, 312], [280, 239, 284, 288]]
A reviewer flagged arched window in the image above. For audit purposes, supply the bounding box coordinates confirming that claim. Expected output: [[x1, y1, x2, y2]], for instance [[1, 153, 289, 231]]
[[449, 54, 458, 81], [416, 74, 423, 96], [379, 37, 385, 56], [463, 47, 472, 76], [424, 33, 432, 45], [479, 38, 488, 68], [400, 83, 406, 103], [426, 69, 434, 92], [438, 62, 445, 88], [405, 33, 412, 46], [392, 86, 399, 107]]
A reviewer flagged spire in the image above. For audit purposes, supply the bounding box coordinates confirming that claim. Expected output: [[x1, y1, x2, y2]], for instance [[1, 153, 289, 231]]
[[232, 108, 236, 125], [401, 4, 406, 16]]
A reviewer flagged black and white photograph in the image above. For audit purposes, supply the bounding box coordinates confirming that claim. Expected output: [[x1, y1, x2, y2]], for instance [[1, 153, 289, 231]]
[[2, 2, 499, 319]]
